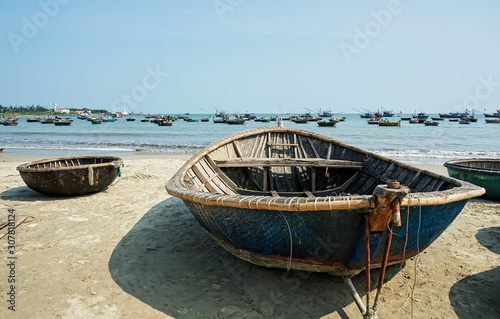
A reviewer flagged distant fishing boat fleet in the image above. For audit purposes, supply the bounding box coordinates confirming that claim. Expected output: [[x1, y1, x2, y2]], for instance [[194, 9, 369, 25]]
[[3, 108, 500, 128], [361, 108, 500, 126]]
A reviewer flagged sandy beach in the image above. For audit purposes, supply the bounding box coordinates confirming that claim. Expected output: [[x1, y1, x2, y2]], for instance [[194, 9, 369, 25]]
[[1, 152, 499, 318]]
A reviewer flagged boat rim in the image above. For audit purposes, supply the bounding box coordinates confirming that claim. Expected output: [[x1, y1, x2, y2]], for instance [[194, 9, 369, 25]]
[[444, 159, 500, 175], [16, 155, 123, 173], [166, 126, 485, 211]]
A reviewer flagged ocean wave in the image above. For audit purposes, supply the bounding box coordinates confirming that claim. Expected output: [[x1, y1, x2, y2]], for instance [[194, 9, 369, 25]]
[[374, 149, 500, 159], [5, 144, 204, 154]]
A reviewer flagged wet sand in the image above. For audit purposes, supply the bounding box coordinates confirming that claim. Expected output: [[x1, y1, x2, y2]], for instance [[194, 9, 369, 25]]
[[0, 153, 499, 318]]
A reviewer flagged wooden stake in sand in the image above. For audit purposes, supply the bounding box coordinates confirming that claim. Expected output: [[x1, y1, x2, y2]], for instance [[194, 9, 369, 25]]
[[0, 215, 35, 240]]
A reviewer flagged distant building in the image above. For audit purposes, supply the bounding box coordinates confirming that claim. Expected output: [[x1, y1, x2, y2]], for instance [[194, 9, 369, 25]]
[[75, 110, 92, 115], [56, 108, 70, 114]]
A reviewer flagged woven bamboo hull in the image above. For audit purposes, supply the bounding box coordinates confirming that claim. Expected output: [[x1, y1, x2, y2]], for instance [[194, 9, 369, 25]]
[[445, 159, 500, 201], [184, 199, 467, 275], [17, 156, 122, 196], [166, 127, 484, 275]]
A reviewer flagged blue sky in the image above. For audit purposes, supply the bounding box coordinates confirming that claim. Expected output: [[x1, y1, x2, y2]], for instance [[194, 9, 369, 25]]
[[2, 0, 500, 114]]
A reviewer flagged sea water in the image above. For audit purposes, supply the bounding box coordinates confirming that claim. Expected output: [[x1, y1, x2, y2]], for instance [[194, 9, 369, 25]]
[[1, 114, 499, 165]]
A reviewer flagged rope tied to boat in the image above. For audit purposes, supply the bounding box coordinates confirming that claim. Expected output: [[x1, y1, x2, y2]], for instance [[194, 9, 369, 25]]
[[88, 165, 94, 186], [410, 196, 422, 319], [111, 162, 123, 186]]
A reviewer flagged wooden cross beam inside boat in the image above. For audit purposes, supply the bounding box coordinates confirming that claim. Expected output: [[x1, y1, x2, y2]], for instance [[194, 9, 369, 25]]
[[213, 157, 364, 168]]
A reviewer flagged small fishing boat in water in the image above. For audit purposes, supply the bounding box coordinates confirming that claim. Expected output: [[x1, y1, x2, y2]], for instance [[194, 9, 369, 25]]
[[444, 159, 500, 201], [377, 120, 400, 126], [157, 120, 173, 126], [317, 120, 335, 127], [54, 119, 72, 126], [166, 125, 484, 317], [40, 117, 55, 124], [17, 156, 122, 196], [424, 121, 439, 126], [485, 118, 499, 124], [254, 117, 271, 122], [291, 118, 308, 124], [226, 119, 246, 125]]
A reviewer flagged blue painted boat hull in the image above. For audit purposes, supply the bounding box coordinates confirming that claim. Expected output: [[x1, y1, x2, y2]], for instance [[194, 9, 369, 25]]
[[184, 199, 467, 275]]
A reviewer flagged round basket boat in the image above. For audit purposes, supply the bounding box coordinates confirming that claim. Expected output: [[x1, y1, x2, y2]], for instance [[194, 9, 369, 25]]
[[166, 126, 484, 276], [17, 156, 123, 196], [444, 159, 500, 201]]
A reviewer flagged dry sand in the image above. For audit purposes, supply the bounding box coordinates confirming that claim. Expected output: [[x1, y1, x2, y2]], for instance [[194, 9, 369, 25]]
[[0, 153, 499, 318]]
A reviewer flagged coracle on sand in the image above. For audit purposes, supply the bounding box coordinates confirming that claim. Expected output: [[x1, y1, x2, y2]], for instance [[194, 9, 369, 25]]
[[166, 125, 484, 317], [445, 159, 500, 201], [17, 156, 122, 196]]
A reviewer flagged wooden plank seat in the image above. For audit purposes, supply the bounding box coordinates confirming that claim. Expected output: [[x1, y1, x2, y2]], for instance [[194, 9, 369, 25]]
[[235, 188, 346, 198], [214, 158, 364, 168]]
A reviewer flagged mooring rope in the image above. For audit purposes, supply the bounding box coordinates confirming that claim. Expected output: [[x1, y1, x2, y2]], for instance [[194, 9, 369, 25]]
[[279, 211, 293, 271], [110, 163, 122, 186], [411, 197, 422, 319]]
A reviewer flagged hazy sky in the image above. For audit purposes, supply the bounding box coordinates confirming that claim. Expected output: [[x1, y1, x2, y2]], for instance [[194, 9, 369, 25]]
[[2, 0, 500, 114]]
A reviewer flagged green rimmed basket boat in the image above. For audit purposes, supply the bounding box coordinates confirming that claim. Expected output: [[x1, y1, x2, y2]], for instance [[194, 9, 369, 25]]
[[444, 159, 500, 201]]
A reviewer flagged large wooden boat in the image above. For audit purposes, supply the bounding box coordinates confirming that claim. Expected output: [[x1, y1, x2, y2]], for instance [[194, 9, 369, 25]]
[[166, 126, 484, 277], [17, 156, 122, 196], [444, 159, 500, 201]]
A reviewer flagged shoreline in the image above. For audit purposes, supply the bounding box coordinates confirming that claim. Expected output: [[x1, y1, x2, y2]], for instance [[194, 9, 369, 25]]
[[1, 152, 498, 318], [0, 151, 449, 176]]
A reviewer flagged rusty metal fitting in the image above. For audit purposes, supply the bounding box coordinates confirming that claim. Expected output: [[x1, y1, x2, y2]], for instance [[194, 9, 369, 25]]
[[387, 180, 401, 189]]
